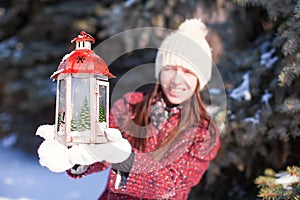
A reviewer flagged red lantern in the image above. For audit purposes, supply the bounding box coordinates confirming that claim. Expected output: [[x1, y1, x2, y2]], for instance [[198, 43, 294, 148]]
[[51, 31, 115, 145]]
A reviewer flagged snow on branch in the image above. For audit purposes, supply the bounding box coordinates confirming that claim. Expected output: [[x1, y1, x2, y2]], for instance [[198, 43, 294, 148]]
[[229, 72, 251, 102], [244, 109, 261, 126], [260, 48, 278, 69], [261, 90, 273, 110]]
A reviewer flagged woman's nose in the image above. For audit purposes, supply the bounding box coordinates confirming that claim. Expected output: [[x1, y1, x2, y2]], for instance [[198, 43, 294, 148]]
[[170, 69, 184, 84]]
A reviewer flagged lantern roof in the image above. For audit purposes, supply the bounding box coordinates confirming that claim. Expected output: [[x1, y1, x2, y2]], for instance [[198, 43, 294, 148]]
[[51, 31, 115, 79], [71, 31, 95, 44]]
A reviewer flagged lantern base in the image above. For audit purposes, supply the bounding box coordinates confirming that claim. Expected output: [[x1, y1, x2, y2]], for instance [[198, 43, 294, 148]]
[[55, 131, 108, 145]]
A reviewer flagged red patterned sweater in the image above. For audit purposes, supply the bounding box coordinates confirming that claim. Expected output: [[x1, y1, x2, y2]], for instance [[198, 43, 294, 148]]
[[67, 92, 221, 200]]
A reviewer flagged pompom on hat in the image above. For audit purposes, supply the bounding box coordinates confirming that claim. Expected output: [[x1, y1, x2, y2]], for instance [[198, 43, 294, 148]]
[[155, 18, 212, 90]]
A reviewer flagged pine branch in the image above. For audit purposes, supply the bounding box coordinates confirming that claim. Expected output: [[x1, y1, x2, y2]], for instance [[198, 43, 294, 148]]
[[282, 97, 300, 114], [255, 166, 300, 199], [294, 0, 300, 19], [233, 0, 262, 7], [282, 37, 299, 56], [257, 187, 282, 199], [255, 176, 277, 187], [278, 63, 300, 87], [287, 166, 300, 177], [277, 96, 300, 115], [233, 0, 294, 20]]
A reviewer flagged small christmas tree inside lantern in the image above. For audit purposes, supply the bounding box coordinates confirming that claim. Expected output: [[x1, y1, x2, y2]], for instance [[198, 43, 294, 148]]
[[51, 31, 115, 145]]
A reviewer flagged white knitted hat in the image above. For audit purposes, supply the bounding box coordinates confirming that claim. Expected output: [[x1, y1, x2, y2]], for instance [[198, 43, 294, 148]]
[[155, 18, 212, 90]]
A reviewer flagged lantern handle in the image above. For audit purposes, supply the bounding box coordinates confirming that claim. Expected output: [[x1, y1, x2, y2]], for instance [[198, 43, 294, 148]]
[[71, 31, 95, 44]]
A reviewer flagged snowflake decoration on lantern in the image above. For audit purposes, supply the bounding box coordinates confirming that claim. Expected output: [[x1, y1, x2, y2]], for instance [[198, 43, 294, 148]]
[[76, 55, 85, 63]]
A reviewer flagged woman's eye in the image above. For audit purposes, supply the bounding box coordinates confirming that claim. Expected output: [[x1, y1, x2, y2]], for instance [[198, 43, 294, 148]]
[[164, 66, 173, 70], [163, 69, 174, 73], [183, 70, 194, 75]]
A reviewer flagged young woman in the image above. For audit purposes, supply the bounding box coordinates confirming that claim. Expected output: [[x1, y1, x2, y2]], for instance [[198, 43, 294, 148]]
[[37, 18, 221, 200]]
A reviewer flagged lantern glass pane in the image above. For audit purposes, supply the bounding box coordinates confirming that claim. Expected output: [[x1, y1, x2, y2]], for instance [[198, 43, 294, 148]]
[[71, 77, 90, 134], [98, 85, 107, 123], [57, 79, 66, 134]]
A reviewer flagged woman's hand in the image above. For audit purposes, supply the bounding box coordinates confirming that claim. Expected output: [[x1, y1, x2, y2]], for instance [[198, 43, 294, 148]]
[[38, 139, 74, 173], [36, 125, 132, 173], [36, 125, 74, 173], [68, 128, 132, 165]]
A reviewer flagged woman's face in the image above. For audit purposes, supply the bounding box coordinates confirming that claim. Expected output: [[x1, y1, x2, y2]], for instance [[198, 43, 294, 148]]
[[160, 66, 198, 105]]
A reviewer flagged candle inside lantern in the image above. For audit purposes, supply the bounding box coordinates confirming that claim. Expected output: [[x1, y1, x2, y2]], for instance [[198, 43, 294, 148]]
[[51, 31, 115, 145]]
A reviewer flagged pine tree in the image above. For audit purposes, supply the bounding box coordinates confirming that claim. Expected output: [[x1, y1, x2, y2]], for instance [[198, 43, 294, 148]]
[[232, 1, 300, 199], [71, 118, 77, 131], [78, 96, 90, 131], [233, 0, 300, 106], [99, 104, 105, 123]]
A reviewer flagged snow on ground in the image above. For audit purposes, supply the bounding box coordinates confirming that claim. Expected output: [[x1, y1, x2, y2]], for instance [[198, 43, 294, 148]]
[[0, 144, 109, 200]]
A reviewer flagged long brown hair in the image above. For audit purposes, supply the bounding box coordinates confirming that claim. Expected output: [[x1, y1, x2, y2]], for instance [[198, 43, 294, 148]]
[[117, 81, 217, 160]]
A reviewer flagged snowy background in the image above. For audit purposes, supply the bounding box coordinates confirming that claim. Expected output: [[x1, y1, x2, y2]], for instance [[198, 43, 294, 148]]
[[0, 136, 109, 200]]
